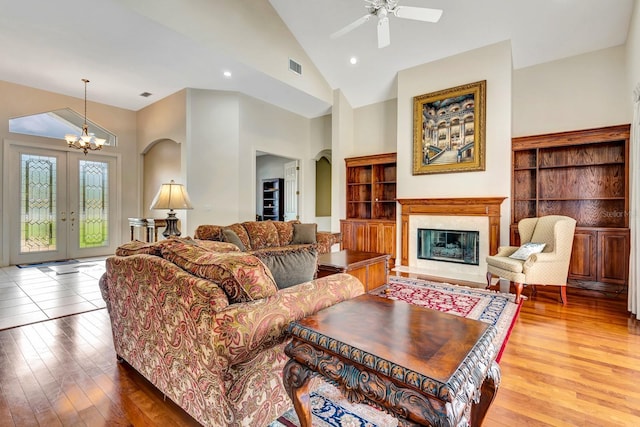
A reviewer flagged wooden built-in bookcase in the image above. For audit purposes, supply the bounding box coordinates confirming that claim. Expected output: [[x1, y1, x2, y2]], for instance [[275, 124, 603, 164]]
[[341, 153, 397, 266], [511, 124, 630, 289]]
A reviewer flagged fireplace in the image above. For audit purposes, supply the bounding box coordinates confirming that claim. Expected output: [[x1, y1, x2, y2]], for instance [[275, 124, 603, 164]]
[[396, 197, 506, 284], [417, 228, 479, 265]]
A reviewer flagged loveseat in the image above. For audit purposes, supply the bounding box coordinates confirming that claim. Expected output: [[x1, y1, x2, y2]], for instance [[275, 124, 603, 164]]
[[194, 220, 339, 255], [99, 237, 364, 427]]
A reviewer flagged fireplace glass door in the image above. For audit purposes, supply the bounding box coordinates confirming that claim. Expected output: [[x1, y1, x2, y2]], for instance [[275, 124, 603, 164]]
[[417, 228, 479, 265]]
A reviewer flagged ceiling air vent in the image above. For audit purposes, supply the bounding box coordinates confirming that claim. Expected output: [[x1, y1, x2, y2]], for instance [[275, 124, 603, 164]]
[[289, 58, 302, 76]]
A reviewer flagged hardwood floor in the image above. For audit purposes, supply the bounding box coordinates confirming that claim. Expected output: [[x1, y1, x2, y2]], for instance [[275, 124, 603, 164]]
[[1, 285, 639, 426]]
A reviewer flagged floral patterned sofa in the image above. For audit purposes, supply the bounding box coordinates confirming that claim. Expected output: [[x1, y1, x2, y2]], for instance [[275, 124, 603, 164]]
[[194, 220, 339, 255], [99, 237, 364, 427]]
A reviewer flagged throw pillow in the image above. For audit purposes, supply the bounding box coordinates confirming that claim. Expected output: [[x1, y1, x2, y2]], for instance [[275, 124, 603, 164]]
[[222, 229, 246, 251], [291, 223, 317, 244], [242, 221, 279, 250], [115, 240, 162, 257], [161, 240, 278, 303], [509, 242, 546, 260], [255, 248, 318, 289], [272, 220, 298, 246], [224, 223, 252, 250]]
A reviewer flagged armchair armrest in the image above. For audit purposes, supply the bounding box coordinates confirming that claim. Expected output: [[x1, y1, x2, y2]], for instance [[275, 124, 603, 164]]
[[211, 273, 364, 367], [494, 245, 519, 257]]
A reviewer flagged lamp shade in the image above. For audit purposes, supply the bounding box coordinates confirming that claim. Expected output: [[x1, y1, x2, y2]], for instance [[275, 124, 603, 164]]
[[150, 180, 194, 211]]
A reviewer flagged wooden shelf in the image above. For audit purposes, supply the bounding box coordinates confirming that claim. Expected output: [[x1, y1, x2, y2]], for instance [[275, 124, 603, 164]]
[[345, 152, 397, 221], [342, 152, 397, 266], [511, 124, 630, 289], [261, 178, 284, 221]]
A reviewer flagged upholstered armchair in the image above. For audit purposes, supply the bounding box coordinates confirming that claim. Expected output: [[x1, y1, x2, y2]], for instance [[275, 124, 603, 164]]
[[486, 215, 577, 304]]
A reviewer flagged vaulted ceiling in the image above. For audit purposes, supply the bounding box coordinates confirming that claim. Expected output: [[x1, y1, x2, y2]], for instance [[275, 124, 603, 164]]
[[0, 0, 633, 118]]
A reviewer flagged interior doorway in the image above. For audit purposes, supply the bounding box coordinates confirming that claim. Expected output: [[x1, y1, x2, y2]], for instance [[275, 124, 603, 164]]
[[256, 152, 298, 221]]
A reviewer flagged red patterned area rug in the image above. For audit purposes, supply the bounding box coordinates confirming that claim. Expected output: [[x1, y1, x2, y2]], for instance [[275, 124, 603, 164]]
[[270, 276, 522, 427]]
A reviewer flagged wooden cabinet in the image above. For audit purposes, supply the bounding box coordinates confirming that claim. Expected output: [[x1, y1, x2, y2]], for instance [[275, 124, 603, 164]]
[[341, 219, 396, 266], [511, 125, 630, 289], [262, 178, 284, 221], [342, 152, 397, 266]]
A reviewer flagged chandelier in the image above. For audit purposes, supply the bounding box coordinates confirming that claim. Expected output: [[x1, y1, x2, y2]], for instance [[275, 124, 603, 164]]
[[64, 78, 105, 155]]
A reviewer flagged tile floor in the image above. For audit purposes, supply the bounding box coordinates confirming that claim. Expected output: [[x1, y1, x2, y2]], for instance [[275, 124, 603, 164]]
[[0, 257, 106, 330]]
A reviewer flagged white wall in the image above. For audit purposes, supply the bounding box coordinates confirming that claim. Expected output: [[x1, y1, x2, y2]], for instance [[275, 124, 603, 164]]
[[513, 46, 631, 137], [331, 89, 355, 232], [186, 89, 241, 231], [354, 99, 397, 155], [239, 94, 314, 222], [627, 0, 640, 100], [143, 139, 181, 218], [396, 41, 513, 245]]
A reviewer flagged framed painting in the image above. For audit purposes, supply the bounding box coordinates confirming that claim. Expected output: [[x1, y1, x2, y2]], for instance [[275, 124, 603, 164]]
[[413, 80, 486, 175]]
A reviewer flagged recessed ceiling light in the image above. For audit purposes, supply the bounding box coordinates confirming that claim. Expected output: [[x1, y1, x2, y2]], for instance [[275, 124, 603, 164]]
[[223, 70, 232, 78], [349, 57, 358, 65]]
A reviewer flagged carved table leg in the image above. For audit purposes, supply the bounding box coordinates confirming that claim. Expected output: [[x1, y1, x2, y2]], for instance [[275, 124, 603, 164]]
[[469, 364, 500, 426], [283, 359, 314, 427]]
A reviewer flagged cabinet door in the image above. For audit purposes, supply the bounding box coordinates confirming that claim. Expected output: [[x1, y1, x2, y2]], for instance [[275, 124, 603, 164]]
[[340, 221, 367, 252], [366, 222, 382, 253], [366, 222, 396, 266], [597, 230, 629, 285], [568, 230, 597, 281]]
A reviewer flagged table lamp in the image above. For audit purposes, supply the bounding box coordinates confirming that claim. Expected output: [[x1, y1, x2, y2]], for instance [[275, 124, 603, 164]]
[[150, 180, 193, 238]]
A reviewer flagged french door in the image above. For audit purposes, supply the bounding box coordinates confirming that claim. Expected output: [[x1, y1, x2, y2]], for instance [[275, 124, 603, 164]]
[[8, 144, 118, 265]]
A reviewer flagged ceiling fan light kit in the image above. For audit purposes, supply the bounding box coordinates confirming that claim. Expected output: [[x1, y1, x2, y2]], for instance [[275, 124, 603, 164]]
[[331, 0, 443, 48]]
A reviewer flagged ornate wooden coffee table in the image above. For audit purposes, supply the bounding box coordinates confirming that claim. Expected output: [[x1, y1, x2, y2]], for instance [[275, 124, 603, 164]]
[[283, 294, 500, 426]]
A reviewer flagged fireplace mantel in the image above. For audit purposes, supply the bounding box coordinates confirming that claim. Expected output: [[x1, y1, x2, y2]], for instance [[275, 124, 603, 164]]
[[397, 197, 506, 266]]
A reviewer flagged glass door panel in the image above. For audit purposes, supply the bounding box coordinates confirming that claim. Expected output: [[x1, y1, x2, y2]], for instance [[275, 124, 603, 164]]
[[67, 152, 117, 259]]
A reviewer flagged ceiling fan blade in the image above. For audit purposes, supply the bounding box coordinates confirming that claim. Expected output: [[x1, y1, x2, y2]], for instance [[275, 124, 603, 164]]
[[393, 6, 443, 23], [330, 14, 372, 39], [377, 16, 390, 48]]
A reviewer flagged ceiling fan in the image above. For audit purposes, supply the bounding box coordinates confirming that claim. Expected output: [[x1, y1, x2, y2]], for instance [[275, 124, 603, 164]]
[[330, 0, 443, 49]]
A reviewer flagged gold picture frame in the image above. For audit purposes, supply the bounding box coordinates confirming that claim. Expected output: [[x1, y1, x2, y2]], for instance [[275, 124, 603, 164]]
[[413, 80, 486, 175]]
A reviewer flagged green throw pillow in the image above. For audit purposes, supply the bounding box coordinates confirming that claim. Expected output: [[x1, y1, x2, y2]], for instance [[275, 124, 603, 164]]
[[222, 229, 246, 251], [256, 248, 318, 289], [291, 223, 317, 244]]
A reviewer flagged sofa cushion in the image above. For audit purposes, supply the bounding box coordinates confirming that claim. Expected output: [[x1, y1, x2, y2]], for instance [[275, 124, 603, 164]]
[[161, 240, 278, 303], [254, 247, 318, 289], [224, 223, 252, 251], [272, 220, 299, 246], [194, 224, 224, 241], [242, 221, 279, 250], [222, 229, 246, 251], [194, 239, 241, 253], [115, 240, 163, 257], [291, 223, 317, 244], [114, 236, 198, 257]]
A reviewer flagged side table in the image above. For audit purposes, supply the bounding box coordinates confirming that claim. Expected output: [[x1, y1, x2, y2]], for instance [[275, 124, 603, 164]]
[[317, 249, 389, 292], [128, 218, 167, 242]]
